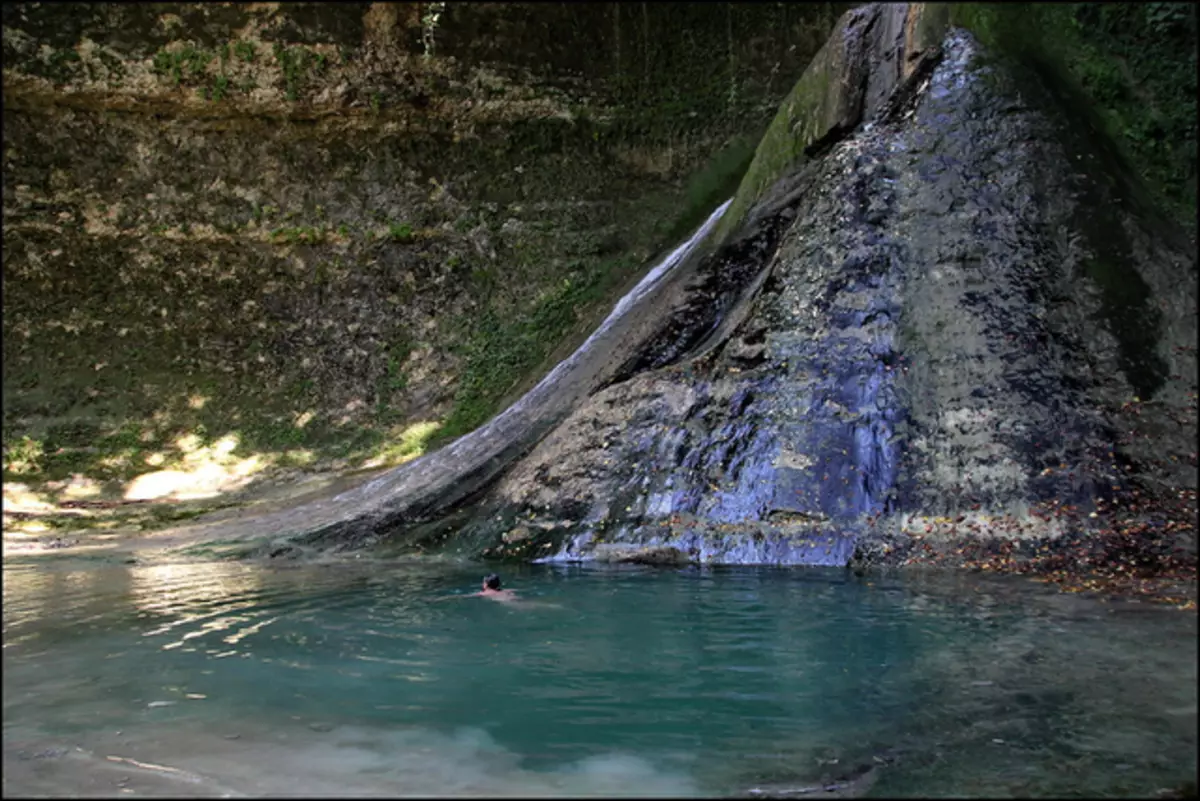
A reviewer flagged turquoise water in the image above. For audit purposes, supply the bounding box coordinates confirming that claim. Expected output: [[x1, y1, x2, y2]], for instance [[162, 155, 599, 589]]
[[3, 556, 1196, 797]]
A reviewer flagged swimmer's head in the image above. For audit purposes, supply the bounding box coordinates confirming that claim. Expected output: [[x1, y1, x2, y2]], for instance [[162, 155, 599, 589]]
[[482, 574, 502, 591]]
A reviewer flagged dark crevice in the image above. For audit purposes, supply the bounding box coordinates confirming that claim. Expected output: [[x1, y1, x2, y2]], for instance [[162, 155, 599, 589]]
[[601, 206, 796, 388]]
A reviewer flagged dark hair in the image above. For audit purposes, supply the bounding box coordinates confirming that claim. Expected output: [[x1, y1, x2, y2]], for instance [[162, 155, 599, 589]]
[[483, 574, 501, 590]]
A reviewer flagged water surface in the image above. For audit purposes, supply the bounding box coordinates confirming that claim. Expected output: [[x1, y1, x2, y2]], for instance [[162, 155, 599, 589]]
[[3, 557, 1196, 797]]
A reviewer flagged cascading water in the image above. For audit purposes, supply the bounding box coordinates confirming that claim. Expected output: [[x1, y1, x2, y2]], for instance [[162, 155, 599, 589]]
[[357, 197, 733, 490], [155, 199, 734, 556], [487, 13, 1196, 572], [488, 137, 907, 567]]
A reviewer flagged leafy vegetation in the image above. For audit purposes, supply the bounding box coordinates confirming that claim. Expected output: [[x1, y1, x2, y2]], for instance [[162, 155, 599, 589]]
[[387, 223, 415, 243], [949, 2, 1197, 229], [45, 48, 82, 82], [436, 256, 635, 442], [661, 133, 760, 243], [270, 226, 326, 245], [234, 41, 257, 63], [152, 45, 214, 87], [273, 43, 327, 101]]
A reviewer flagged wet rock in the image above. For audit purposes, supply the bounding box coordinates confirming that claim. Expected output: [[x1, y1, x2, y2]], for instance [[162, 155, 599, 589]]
[[1156, 780, 1198, 799], [18, 747, 70, 761], [473, 3, 1196, 567], [501, 526, 530, 544], [744, 761, 882, 799], [606, 546, 691, 566]]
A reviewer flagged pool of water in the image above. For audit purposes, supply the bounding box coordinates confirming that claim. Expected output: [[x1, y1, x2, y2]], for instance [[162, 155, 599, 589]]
[[3, 556, 1196, 797]]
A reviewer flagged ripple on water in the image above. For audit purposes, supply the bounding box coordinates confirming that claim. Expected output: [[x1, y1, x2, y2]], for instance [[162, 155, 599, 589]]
[[3, 560, 1196, 797]]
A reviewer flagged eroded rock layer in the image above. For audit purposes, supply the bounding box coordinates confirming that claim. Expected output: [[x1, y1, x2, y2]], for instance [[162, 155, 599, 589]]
[[462, 4, 1196, 567]]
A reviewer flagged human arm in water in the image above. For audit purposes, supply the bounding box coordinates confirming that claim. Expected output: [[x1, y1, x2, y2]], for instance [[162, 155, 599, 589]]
[[435, 574, 516, 601], [437, 574, 561, 607]]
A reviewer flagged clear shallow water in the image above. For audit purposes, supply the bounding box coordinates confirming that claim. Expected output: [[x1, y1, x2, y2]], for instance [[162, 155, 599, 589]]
[[3, 557, 1196, 797]]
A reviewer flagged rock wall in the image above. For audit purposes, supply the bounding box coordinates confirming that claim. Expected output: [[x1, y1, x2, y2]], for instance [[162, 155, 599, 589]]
[[460, 3, 1196, 568], [1, 1, 844, 487]]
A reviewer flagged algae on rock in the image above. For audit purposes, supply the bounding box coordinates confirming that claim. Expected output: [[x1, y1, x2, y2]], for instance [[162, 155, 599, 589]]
[[1, 2, 845, 499], [462, 3, 1196, 570]]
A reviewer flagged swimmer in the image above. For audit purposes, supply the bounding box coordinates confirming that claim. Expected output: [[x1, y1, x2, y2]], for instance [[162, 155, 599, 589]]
[[473, 573, 519, 603], [436, 573, 519, 603], [437, 574, 563, 608]]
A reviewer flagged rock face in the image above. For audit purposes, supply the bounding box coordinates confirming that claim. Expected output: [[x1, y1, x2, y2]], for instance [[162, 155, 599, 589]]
[[1, 2, 844, 480], [462, 3, 1197, 566]]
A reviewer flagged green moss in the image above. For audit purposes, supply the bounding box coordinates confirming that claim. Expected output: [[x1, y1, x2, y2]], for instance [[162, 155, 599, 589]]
[[386, 223, 414, 243], [270, 226, 326, 244], [210, 74, 230, 101], [712, 33, 845, 244], [273, 43, 323, 101], [661, 133, 760, 243], [947, 2, 1197, 230], [436, 256, 635, 441], [152, 45, 215, 87], [234, 41, 257, 62]]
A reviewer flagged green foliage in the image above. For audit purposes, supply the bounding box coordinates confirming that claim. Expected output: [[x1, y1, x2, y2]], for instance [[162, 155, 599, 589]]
[[152, 45, 214, 87], [234, 41, 257, 62], [273, 43, 323, 101], [384, 346, 411, 394], [713, 47, 834, 243], [211, 74, 229, 102], [46, 48, 81, 82], [387, 223, 414, 242], [270, 226, 326, 245], [374, 420, 442, 465], [4, 436, 44, 476], [437, 261, 629, 441], [949, 2, 1197, 228], [663, 133, 759, 242]]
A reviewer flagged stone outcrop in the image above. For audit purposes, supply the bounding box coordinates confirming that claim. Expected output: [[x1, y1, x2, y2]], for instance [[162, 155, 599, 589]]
[[458, 3, 1197, 567], [24, 2, 1192, 570], [2, 2, 844, 485]]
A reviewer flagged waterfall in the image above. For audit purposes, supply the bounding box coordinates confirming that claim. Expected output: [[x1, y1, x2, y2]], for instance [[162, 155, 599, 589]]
[[327, 199, 733, 526]]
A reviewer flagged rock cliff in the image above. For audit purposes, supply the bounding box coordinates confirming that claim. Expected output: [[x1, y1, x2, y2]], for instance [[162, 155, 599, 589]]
[[6, 3, 1194, 589], [455, 3, 1197, 574], [2, 1, 843, 492]]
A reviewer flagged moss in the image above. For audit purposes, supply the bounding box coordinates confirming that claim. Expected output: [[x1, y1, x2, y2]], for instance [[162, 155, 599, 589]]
[[435, 253, 637, 442], [386, 223, 414, 243], [712, 27, 848, 245], [234, 41, 257, 62], [152, 44, 215, 87], [661, 132, 760, 243], [946, 2, 1197, 230], [210, 74, 230, 101], [273, 43, 324, 101], [270, 225, 326, 244], [42, 47, 83, 83]]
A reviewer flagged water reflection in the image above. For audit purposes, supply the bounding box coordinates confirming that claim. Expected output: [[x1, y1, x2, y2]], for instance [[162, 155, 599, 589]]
[[3, 560, 1196, 797], [3, 562, 138, 649]]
